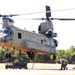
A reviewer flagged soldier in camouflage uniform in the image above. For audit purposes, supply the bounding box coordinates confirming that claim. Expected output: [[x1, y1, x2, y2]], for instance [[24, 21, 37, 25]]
[[60, 58, 68, 70]]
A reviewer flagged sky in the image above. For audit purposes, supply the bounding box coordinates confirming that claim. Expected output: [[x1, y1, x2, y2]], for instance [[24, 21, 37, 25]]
[[0, 0, 75, 50]]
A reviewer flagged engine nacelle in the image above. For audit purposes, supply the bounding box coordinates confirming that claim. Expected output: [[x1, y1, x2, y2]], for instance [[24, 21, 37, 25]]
[[45, 30, 53, 38], [27, 51, 35, 60], [53, 33, 58, 37], [54, 39, 58, 47], [45, 31, 58, 38]]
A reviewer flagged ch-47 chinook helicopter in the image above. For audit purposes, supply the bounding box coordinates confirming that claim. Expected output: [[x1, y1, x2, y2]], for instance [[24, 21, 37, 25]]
[[0, 6, 75, 61]]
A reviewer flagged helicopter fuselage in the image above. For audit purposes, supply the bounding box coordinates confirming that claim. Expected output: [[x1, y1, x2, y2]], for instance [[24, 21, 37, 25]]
[[0, 26, 57, 55]]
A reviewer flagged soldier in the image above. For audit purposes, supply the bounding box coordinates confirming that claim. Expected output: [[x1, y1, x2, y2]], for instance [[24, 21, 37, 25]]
[[60, 58, 68, 70]]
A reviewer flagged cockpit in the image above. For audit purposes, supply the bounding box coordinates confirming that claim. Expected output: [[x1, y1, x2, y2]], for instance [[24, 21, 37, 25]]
[[0, 28, 13, 41], [3, 29, 13, 35]]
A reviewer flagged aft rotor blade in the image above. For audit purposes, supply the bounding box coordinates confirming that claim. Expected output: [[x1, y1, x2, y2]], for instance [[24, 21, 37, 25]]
[[51, 18, 75, 20], [33, 18, 75, 21]]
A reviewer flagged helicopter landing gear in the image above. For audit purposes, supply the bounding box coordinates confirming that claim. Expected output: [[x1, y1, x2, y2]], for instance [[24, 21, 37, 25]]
[[53, 54, 56, 61], [27, 51, 35, 60]]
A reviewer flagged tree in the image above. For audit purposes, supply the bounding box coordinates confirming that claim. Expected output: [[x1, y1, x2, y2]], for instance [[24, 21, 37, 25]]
[[65, 46, 75, 63], [56, 49, 66, 62], [0, 49, 6, 62]]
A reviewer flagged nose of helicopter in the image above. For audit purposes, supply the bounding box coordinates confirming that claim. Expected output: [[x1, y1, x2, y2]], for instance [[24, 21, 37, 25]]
[[0, 33, 7, 38], [0, 29, 9, 38], [0, 32, 8, 42], [0, 29, 8, 43]]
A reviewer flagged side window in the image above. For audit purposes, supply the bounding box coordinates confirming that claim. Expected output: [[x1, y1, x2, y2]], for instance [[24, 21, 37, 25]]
[[41, 39, 44, 43], [9, 30, 13, 35], [26, 35, 30, 40], [49, 39, 54, 46], [3, 29, 9, 34], [18, 33, 22, 39], [34, 38, 37, 42]]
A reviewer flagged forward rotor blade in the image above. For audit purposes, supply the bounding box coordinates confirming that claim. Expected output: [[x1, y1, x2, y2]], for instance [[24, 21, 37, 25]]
[[9, 14, 19, 17], [9, 7, 75, 17]]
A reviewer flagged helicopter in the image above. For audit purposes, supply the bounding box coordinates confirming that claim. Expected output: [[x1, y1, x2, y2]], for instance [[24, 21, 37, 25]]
[[0, 6, 75, 61]]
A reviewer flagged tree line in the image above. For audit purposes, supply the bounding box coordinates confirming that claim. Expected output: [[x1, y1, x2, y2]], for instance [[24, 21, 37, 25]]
[[0, 45, 75, 64], [56, 45, 75, 64]]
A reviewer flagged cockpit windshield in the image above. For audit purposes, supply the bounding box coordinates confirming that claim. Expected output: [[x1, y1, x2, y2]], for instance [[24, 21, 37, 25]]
[[0, 28, 13, 39], [3, 29, 9, 34], [0, 29, 8, 38], [0, 30, 3, 33], [0, 29, 9, 34]]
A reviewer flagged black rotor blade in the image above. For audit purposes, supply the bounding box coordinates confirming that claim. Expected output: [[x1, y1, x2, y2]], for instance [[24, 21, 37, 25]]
[[9, 14, 21, 17], [0, 14, 21, 18], [51, 18, 75, 20], [46, 6, 51, 18], [32, 17, 75, 21]]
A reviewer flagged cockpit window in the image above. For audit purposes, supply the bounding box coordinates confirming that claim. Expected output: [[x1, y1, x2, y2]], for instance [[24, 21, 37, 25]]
[[9, 30, 13, 35], [49, 38, 55, 47], [0, 30, 3, 33], [0, 29, 13, 36], [3, 29, 9, 34], [9, 19, 13, 22]]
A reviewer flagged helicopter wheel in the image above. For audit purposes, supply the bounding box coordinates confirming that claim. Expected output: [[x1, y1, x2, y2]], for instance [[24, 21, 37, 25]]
[[27, 51, 35, 60], [53, 54, 56, 61]]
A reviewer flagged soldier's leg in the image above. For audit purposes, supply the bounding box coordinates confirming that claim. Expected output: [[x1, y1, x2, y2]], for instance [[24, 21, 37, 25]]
[[65, 65, 68, 70], [60, 64, 63, 70], [64, 66, 65, 70], [60, 65, 62, 70]]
